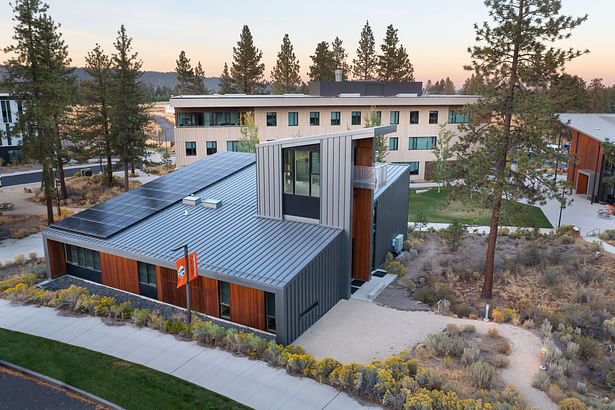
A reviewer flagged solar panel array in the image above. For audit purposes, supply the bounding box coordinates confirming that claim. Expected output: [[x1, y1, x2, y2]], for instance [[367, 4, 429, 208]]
[[52, 152, 256, 239]]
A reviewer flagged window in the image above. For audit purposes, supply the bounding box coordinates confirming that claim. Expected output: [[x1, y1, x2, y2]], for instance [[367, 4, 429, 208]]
[[390, 111, 399, 125], [393, 161, 420, 175], [219, 281, 230, 319], [265, 292, 276, 333], [206, 141, 217, 155], [389, 137, 399, 151], [429, 110, 439, 124], [138, 262, 157, 286], [266, 112, 277, 126], [185, 141, 197, 156], [283, 145, 320, 219], [376, 111, 382, 124], [409, 111, 419, 124], [448, 109, 469, 124], [351, 111, 361, 125], [331, 111, 341, 126], [0, 100, 12, 123], [227, 140, 239, 152], [409, 137, 437, 150], [288, 112, 298, 126], [310, 112, 320, 126], [65, 245, 100, 271], [177, 111, 242, 127]]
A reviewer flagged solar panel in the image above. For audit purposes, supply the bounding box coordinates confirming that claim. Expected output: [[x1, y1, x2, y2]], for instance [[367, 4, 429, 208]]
[[52, 152, 255, 239]]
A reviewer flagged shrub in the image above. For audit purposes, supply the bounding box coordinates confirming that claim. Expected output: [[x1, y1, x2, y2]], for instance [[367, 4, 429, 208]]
[[385, 252, 394, 268], [132, 309, 149, 327], [604, 318, 615, 339], [461, 324, 475, 334], [566, 341, 579, 359], [28, 288, 55, 305], [497, 343, 511, 355], [147, 311, 166, 331], [263, 342, 290, 366], [28, 252, 38, 260], [248, 335, 269, 359], [415, 283, 454, 307], [387, 261, 406, 276], [439, 222, 466, 251], [385, 355, 417, 379], [541, 319, 553, 337], [576, 335, 600, 361], [532, 371, 550, 391], [73, 293, 100, 314], [415, 368, 442, 390], [286, 353, 315, 376], [353, 365, 383, 399], [445, 323, 459, 337], [424, 332, 465, 358], [467, 361, 496, 389], [2, 282, 32, 301], [605, 368, 615, 391], [541, 267, 559, 286], [500, 384, 526, 408], [546, 384, 566, 403], [543, 336, 562, 362], [576, 381, 588, 394], [461, 345, 481, 367], [487, 327, 498, 338], [398, 249, 418, 265], [311, 357, 341, 383], [115, 301, 133, 320], [492, 308, 506, 323], [0, 273, 39, 292], [450, 303, 471, 317], [547, 362, 566, 387], [14, 254, 25, 265], [494, 354, 509, 368], [559, 398, 587, 410], [329, 363, 361, 390]]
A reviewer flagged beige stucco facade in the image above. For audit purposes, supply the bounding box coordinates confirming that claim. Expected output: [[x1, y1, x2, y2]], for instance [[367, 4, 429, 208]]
[[170, 95, 478, 180]]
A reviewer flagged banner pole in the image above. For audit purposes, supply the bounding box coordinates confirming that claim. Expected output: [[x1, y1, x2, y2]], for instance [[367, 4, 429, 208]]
[[183, 245, 192, 324]]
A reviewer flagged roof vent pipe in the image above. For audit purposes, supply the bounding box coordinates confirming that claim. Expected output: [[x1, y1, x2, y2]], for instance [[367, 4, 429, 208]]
[[334, 69, 343, 82]]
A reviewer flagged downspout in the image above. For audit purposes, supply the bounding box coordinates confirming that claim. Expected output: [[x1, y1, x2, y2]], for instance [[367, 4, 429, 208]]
[[591, 142, 602, 204]]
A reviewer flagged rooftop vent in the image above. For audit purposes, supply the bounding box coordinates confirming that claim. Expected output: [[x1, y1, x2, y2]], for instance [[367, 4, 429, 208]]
[[202, 199, 222, 209], [182, 195, 201, 206]]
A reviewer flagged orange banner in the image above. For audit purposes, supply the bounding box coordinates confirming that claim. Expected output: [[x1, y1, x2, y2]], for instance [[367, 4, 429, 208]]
[[176, 252, 198, 288]]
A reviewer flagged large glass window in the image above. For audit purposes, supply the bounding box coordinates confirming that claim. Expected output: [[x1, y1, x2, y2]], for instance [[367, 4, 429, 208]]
[[185, 141, 197, 156], [448, 109, 469, 124], [219, 281, 230, 319], [309, 112, 320, 126], [0, 100, 12, 123], [429, 110, 439, 124], [390, 111, 399, 125], [351, 111, 361, 125], [266, 112, 277, 126], [206, 141, 217, 155], [389, 137, 399, 151], [177, 111, 242, 127], [227, 140, 239, 152], [265, 292, 276, 333], [65, 245, 100, 271], [283, 146, 320, 198], [409, 137, 437, 150], [138, 262, 157, 286], [410, 111, 419, 124], [331, 111, 341, 126], [393, 161, 420, 175], [288, 112, 298, 126]]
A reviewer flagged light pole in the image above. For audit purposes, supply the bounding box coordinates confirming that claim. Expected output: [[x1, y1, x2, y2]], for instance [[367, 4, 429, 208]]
[[171, 244, 192, 324]]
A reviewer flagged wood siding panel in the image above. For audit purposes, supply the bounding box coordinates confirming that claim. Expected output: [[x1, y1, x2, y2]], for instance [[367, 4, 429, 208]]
[[230, 283, 265, 330], [156, 266, 219, 316], [157, 266, 186, 307], [352, 188, 372, 281], [99, 253, 140, 294], [47, 240, 66, 279], [568, 129, 603, 191]]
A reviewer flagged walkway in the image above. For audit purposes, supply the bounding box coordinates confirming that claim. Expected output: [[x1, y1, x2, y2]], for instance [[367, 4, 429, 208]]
[[0, 300, 378, 410]]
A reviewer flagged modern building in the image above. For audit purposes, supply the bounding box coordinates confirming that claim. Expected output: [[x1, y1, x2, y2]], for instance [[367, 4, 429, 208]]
[[170, 81, 477, 180], [0, 93, 22, 165], [42, 126, 409, 344], [560, 113, 615, 203]]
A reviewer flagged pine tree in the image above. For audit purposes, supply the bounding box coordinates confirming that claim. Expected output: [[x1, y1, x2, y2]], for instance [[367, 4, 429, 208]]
[[453, 0, 587, 298], [377, 25, 414, 82], [364, 107, 386, 162], [428, 78, 456, 94], [238, 113, 259, 153], [79, 44, 114, 185], [308, 41, 335, 82], [190, 61, 207, 94], [431, 125, 455, 193], [331, 37, 349, 80], [271, 34, 301, 94], [546, 73, 589, 113], [588, 78, 606, 112], [461, 74, 484, 95], [231, 25, 265, 94], [3, 0, 75, 224], [352, 21, 377, 80], [219, 63, 236, 94], [175, 50, 193, 95], [109, 25, 150, 191]]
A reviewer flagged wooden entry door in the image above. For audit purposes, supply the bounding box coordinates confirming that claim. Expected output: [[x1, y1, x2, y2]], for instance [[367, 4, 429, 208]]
[[577, 173, 589, 194]]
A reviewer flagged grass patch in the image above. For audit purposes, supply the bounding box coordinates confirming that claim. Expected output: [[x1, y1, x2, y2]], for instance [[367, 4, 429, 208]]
[[408, 188, 552, 228], [0, 328, 248, 410]]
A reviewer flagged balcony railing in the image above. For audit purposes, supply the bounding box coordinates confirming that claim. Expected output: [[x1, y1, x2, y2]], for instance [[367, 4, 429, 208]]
[[353, 163, 387, 190]]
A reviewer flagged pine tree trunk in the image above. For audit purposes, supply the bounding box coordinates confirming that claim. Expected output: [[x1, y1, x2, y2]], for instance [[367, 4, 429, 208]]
[[130, 161, 135, 177], [481, 197, 501, 298], [124, 161, 129, 192], [42, 165, 55, 225], [46, 196, 54, 225], [105, 153, 113, 186], [57, 157, 67, 199]]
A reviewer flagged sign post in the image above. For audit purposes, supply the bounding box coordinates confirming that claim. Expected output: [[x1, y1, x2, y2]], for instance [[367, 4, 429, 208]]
[[172, 244, 198, 324]]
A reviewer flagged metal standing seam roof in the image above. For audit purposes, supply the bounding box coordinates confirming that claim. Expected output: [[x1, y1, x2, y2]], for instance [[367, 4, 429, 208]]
[[374, 164, 410, 199], [44, 153, 343, 288], [558, 113, 615, 143]]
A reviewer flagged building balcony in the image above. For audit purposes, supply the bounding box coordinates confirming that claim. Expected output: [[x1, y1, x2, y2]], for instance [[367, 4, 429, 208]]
[[353, 163, 387, 190]]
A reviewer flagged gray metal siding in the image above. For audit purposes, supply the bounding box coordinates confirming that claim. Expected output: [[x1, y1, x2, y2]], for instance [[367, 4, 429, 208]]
[[373, 166, 410, 269], [279, 230, 345, 344], [256, 144, 282, 219]]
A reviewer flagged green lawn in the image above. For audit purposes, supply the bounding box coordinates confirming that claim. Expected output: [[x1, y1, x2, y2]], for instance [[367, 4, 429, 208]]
[[408, 188, 552, 228], [0, 328, 249, 410]]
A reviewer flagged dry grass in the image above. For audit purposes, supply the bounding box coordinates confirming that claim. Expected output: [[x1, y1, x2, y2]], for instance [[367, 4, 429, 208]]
[[0, 210, 74, 240]]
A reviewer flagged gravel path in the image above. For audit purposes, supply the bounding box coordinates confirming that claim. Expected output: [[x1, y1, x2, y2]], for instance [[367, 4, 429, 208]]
[[295, 299, 555, 410]]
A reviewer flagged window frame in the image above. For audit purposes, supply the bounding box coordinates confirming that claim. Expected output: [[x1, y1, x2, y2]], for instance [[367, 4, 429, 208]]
[[227, 140, 239, 152], [185, 141, 197, 156], [429, 110, 439, 124], [219, 281, 231, 320], [265, 292, 276, 333], [408, 136, 437, 150], [266, 112, 277, 126], [288, 112, 298, 126], [351, 111, 361, 125], [309, 112, 320, 126], [389, 137, 399, 151], [448, 109, 469, 124], [409, 111, 419, 124], [330, 111, 341, 126], [206, 141, 217, 156], [282, 145, 320, 198], [138, 262, 157, 286], [65, 245, 101, 271], [390, 111, 399, 125]]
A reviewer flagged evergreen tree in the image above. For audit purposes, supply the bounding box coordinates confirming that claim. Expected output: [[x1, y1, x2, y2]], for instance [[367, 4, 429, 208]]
[[461, 74, 484, 95], [109, 25, 150, 191], [190, 61, 207, 94], [452, 0, 587, 298], [331, 37, 349, 80], [377, 25, 414, 82], [308, 41, 335, 82], [352, 21, 377, 80], [364, 107, 386, 162], [588, 78, 606, 112], [231, 25, 265, 94], [238, 113, 259, 153], [79, 44, 114, 185], [428, 78, 456, 94], [546, 73, 589, 113], [175, 50, 193, 95], [219, 62, 236, 94], [271, 34, 301, 94], [431, 125, 455, 193], [3, 0, 75, 223]]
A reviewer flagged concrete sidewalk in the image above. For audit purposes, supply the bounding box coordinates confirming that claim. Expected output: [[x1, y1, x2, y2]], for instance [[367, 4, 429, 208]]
[[0, 300, 378, 410]]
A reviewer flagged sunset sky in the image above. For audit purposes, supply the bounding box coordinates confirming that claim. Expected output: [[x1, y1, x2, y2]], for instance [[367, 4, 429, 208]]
[[1, 0, 613, 87]]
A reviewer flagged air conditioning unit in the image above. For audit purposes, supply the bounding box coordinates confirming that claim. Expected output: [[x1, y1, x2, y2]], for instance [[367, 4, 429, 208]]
[[392, 234, 404, 254]]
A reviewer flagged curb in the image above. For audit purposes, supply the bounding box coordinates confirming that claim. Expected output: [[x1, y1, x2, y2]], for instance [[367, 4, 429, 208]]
[[0, 358, 124, 410]]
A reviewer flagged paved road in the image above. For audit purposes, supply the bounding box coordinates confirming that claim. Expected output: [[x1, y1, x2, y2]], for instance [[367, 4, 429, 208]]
[[151, 115, 174, 143], [0, 164, 108, 188]]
